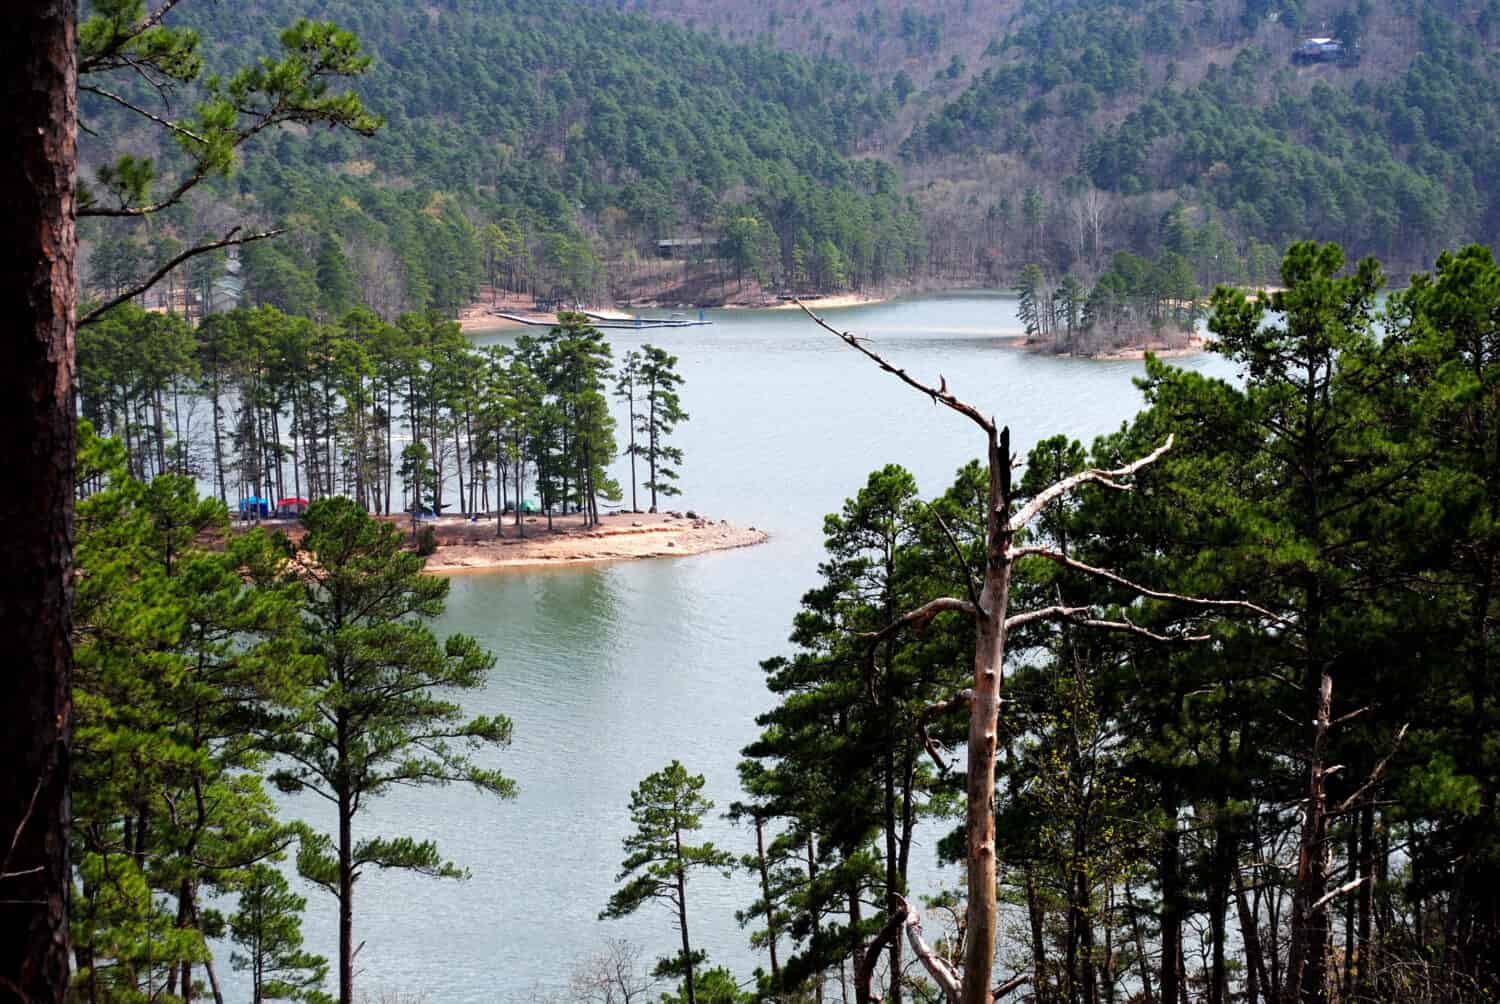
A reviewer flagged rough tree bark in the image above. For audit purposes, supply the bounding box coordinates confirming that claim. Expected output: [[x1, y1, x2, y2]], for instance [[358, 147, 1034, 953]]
[[0, 4, 77, 1003]]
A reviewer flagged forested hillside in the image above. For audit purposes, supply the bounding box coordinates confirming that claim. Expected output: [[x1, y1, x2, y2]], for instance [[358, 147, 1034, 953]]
[[76, 0, 1500, 320], [78, 0, 925, 317], [901, 0, 1500, 281], [598, 0, 1500, 288]]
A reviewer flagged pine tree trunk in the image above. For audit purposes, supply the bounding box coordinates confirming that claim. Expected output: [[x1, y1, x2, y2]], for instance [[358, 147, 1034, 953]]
[[648, 393, 659, 511], [0, 5, 76, 1002], [753, 817, 781, 983], [339, 783, 356, 1004], [807, 836, 824, 1003], [675, 828, 696, 1004], [1159, 768, 1183, 1004], [1235, 857, 1268, 1004], [627, 386, 638, 512], [1027, 870, 1050, 1004]]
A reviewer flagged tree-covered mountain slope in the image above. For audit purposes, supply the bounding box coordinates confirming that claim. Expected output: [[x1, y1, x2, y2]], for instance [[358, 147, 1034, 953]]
[[78, 0, 1500, 322], [610, 0, 1500, 284], [581, 0, 1028, 144], [899, 0, 1499, 273], [79, 0, 926, 316]]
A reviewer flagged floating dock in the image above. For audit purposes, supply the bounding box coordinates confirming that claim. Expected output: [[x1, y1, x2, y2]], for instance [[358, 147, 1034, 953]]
[[492, 311, 712, 330]]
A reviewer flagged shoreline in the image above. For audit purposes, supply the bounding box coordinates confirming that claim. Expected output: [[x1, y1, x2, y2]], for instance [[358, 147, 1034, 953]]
[[765, 293, 886, 311], [1014, 333, 1206, 361], [410, 510, 769, 573], [458, 293, 889, 332]]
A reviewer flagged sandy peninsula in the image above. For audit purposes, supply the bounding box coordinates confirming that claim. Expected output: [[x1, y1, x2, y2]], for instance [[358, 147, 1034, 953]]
[[408, 510, 768, 573]]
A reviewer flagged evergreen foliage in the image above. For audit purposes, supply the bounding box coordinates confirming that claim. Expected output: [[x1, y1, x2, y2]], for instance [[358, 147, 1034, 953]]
[[741, 240, 1500, 999], [602, 762, 736, 1004]]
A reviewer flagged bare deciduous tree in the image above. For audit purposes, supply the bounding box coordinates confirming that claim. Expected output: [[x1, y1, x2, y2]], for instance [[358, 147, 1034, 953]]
[[568, 939, 660, 1004]]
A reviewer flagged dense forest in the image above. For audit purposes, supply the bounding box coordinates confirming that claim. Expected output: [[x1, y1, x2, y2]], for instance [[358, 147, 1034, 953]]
[[78, 0, 926, 316], [74, 0, 1500, 321], [904, 0, 1500, 282]]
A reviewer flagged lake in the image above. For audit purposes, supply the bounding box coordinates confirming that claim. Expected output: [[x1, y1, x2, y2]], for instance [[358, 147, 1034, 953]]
[[278, 292, 1238, 1001]]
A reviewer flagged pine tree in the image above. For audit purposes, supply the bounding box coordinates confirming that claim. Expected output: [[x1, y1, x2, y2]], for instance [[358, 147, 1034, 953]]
[[638, 344, 688, 511], [601, 761, 735, 1004], [230, 866, 333, 1004], [270, 497, 515, 1004]]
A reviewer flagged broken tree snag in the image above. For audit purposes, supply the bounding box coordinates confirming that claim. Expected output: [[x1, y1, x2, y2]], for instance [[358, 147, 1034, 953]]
[[804, 302, 1242, 1004], [893, 895, 962, 1004], [1284, 673, 1334, 1004]]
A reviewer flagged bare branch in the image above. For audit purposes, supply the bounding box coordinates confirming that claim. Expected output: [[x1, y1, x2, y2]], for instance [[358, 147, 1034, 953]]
[[1332, 706, 1371, 726], [797, 300, 996, 435], [917, 690, 973, 772], [894, 894, 961, 1004], [993, 974, 1030, 999], [858, 597, 978, 704], [1312, 874, 1372, 911], [1007, 547, 1292, 626], [1009, 602, 1211, 642], [80, 84, 206, 144], [861, 597, 979, 644], [1334, 723, 1409, 815], [1006, 436, 1174, 533], [1004, 604, 1091, 631], [79, 226, 284, 326], [1072, 616, 1211, 644]]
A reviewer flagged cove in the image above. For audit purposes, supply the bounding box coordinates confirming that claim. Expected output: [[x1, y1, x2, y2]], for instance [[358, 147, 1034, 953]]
[[279, 292, 1237, 1000]]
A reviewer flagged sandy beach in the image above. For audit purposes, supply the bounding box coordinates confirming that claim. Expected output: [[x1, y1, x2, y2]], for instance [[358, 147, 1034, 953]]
[[1013, 333, 1206, 360], [767, 293, 885, 311], [412, 510, 768, 573], [1084, 334, 1206, 360], [458, 312, 525, 333]]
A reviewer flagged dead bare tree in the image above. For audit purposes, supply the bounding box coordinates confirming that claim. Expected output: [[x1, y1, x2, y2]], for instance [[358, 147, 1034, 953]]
[[797, 301, 1280, 1004], [1283, 675, 1408, 1004], [567, 939, 659, 1004]]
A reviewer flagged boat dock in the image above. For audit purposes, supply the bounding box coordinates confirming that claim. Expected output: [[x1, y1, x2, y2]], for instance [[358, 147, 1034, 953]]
[[491, 311, 712, 330]]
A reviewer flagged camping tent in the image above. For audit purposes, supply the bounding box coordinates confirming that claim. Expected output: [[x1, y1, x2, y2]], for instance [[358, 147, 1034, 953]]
[[276, 497, 309, 517], [237, 496, 270, 519]]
